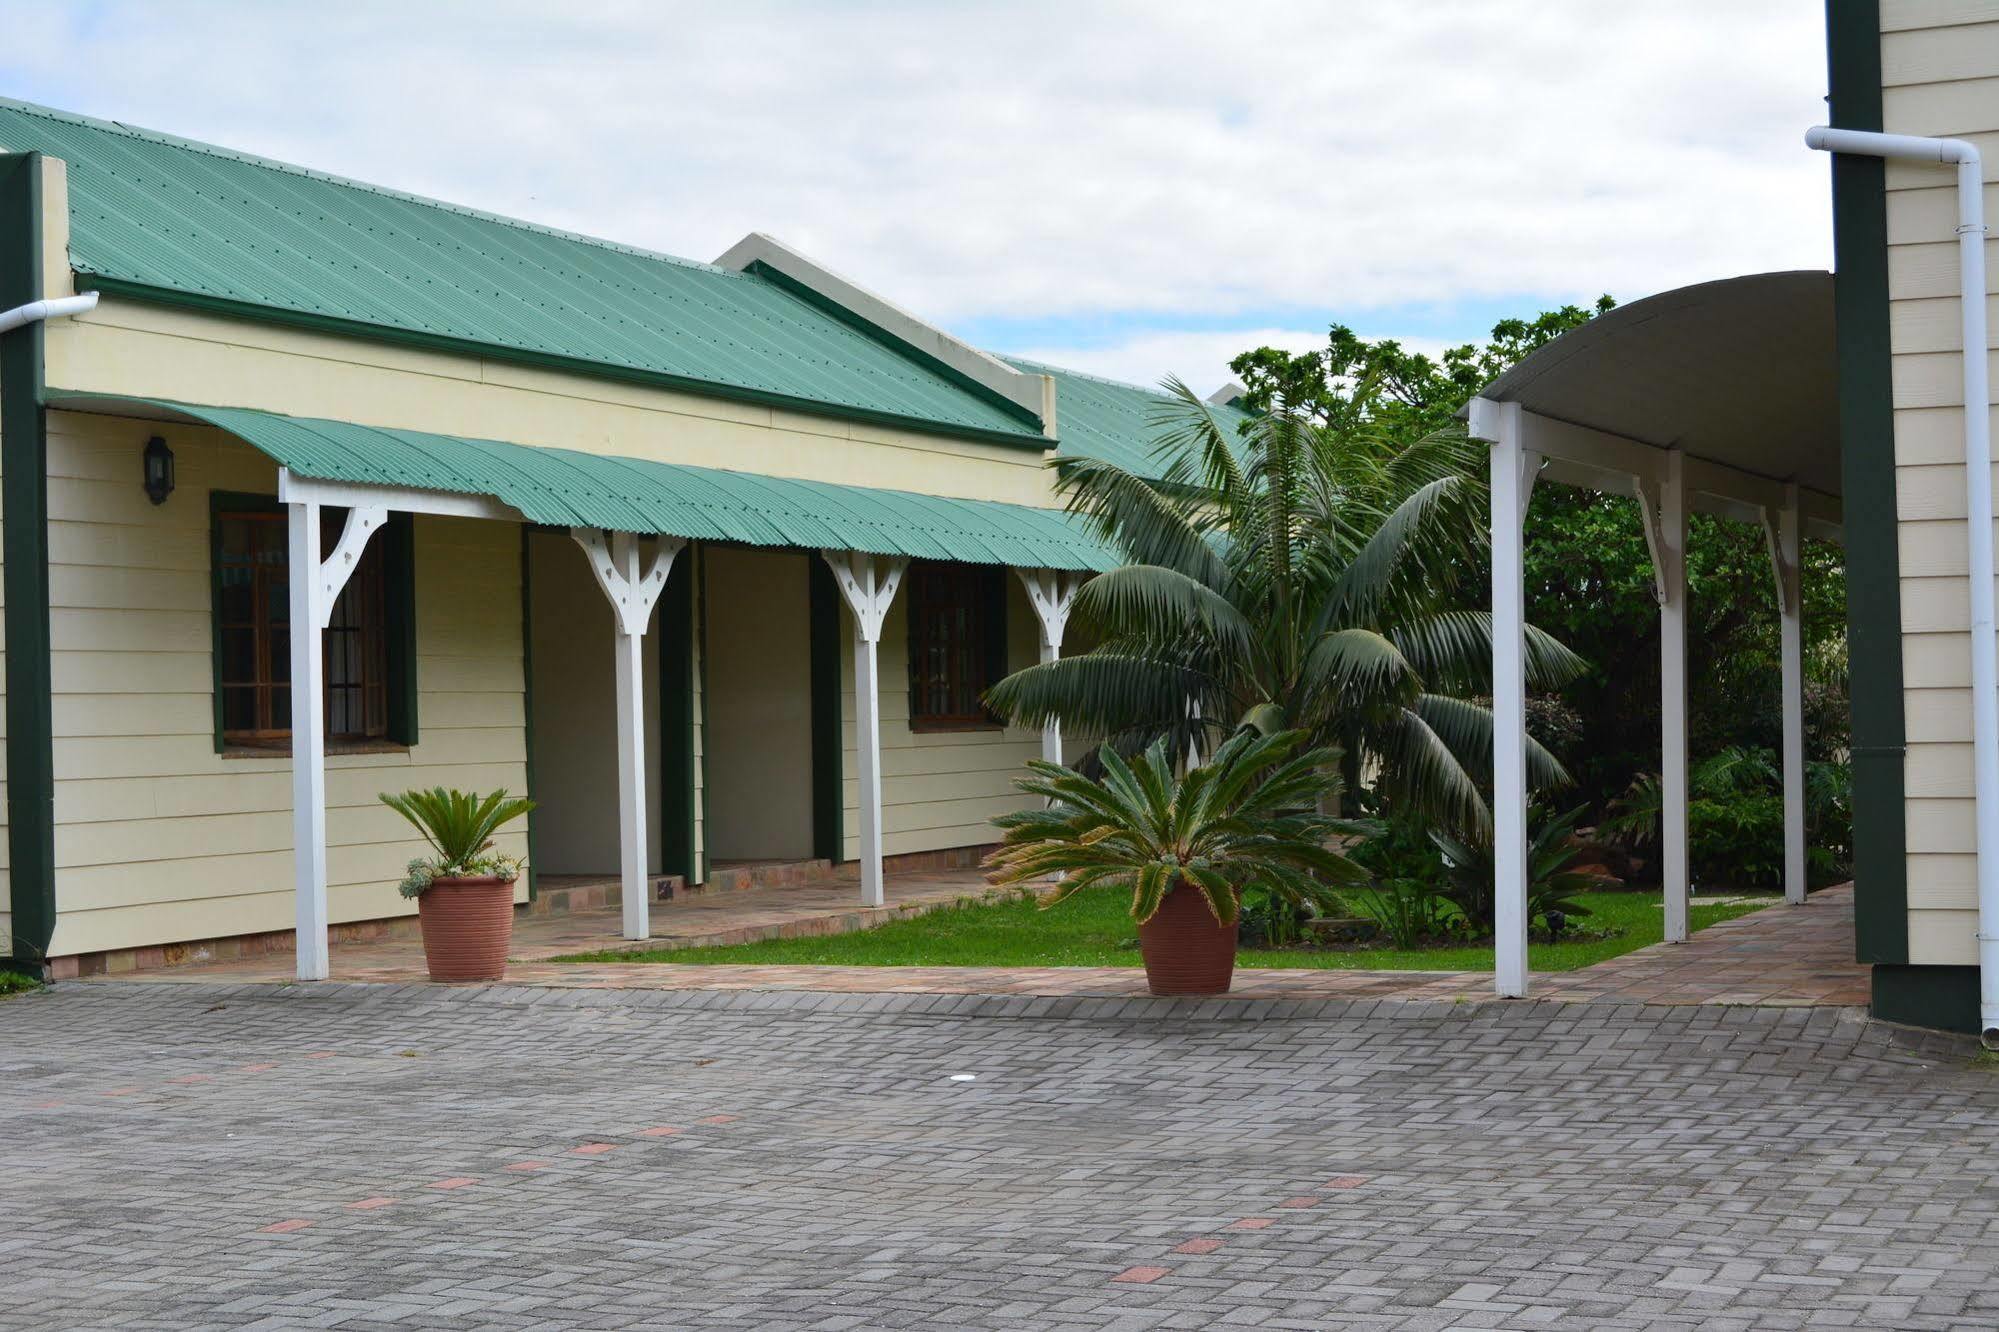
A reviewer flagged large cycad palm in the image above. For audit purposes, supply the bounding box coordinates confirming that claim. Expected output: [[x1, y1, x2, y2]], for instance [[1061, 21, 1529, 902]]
[[986, 382, 1581, 841]]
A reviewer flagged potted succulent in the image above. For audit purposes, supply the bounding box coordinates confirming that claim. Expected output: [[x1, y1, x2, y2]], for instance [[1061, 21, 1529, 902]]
[[986, 730, 1360, 996], [381, 787, 535, 983]]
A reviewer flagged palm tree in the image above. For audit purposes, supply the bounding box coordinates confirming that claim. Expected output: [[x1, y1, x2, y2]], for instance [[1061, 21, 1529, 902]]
[[985, 381, 1581, 842]]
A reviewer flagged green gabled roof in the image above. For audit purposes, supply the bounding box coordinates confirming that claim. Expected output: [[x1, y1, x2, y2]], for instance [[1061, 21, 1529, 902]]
[[54, 393, 1120, 572], [1006, 356, 1254, 480], [0, 98, 1042, 446]]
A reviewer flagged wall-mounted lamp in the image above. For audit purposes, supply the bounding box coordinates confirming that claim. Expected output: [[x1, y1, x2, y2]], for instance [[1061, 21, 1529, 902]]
[[142, 435, 174, 505]]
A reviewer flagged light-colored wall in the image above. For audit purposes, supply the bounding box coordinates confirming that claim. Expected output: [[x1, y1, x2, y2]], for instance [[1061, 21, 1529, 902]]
[[42, 298, 1060, 510], [524, 531, 666, 878], [1883, 0, 1999, 964], [702, 546, 814, 862], [839, 572, 1044, 857], [41, 412, 528, 958]]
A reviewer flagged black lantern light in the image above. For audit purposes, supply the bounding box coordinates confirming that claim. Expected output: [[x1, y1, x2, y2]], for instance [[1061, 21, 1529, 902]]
[[142, 435, 174, 505]]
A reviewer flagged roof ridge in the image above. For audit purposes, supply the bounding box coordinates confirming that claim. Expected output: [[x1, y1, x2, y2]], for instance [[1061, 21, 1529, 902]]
[[998, 353, 1187, 399], [0, 94, 738, 279]]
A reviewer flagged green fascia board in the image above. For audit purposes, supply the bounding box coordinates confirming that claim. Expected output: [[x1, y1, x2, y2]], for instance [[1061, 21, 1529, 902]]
[[58, 393, 1122, 573], [1005, 355, 1253, 480], [0, 98, 1042, 447]]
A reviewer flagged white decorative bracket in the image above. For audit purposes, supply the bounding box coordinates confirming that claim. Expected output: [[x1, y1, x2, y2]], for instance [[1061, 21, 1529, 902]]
[[1632, 476, 1672, 608], [822, 549, 909, 641], [312, 505, 387, 628], [1016, 568, 1084, 654], [571, 528, 683, 635], [1760, 498, 1800, 616], [1515, 447, 1542, 526]]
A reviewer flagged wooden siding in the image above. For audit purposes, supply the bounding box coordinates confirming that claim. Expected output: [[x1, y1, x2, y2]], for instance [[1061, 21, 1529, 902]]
[[838, 574, 1043, 856], [41, 412, 526, 957], [1884, 0, 1999, 965]]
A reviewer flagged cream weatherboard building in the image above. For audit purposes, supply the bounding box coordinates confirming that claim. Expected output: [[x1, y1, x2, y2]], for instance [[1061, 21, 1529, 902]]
[[0, 97, 1218, 978]]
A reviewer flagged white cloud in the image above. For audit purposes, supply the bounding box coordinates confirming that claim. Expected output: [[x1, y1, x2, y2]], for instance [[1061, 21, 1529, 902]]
[[0, 0, 1832, 388]]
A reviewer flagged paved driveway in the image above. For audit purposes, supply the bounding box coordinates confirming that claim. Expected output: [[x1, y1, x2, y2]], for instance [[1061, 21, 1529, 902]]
[[2, 982, 1993, 1330]]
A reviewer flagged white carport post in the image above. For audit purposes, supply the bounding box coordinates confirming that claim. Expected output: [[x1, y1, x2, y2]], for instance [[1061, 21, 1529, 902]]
[[286, 493, 387, 981], [1764, 486, 1807, 905], [823, 551, 909, 907], [572, 528, 682, 940], [1016, 568, 1083, 765], [1474, 398, 1536, 999], [1636, 450, 1691, 942]]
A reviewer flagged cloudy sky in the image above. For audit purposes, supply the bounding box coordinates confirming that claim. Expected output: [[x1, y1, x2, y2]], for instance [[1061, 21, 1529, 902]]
[[1, 2, 1831, 393]]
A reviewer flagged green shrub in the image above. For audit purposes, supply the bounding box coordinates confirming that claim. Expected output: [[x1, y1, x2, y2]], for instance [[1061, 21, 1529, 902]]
[[1604, 746, 1852, 889]]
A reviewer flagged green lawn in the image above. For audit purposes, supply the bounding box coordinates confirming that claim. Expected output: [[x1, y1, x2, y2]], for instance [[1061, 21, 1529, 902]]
[[561, 887, 1781, 971]]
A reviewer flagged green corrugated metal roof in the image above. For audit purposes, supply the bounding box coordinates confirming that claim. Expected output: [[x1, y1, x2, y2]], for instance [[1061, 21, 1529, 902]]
[[0, 98, 1041, 445], [56, 393, 1119, 572], [1006, 356, 1254, 480]]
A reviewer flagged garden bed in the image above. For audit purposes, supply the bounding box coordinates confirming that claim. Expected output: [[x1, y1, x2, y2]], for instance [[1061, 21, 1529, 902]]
[[560, 887, 1781, 971]]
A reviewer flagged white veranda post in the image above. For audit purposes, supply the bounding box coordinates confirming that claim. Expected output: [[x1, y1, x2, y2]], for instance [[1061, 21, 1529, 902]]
[[572, 528, 682, 940], [823, 550, 909, 907], [1479, 399, 1536, 1000], [1635, 450, 1691, 942], [288, 498, 388, 981], [1016, 569, 1084, 765], [1766, 485, 1806, 906]]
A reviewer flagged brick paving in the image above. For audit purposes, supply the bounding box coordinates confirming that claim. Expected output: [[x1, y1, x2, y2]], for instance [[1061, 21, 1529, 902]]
[[1, 974, 1992, 1329], [110, 880, 1868, 1012]]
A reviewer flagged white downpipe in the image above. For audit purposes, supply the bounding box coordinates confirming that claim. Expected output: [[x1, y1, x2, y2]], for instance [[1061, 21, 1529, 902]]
[[0, 290, 97, 335], [1808, 126, 1998, 1044]]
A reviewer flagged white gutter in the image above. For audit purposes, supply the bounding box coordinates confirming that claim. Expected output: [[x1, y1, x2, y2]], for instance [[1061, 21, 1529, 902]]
[[1807, 126, 1998, 1046], [0, 290, 97, 335]]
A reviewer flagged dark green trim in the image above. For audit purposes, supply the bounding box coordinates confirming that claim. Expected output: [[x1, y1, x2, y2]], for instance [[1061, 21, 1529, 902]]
[[694, 543, 711, 885], [519, 525, 539, 901], [78, 277, 1055, 454], [0, 151, 54, 969], [809, 556, 844, 863], [206, 490, 417, 749], [1871, 964, 1978, 1034], [383, 511, 419, 746], [1825, 0, 1907, 965], [660, 543, 698, 882], [744, 260, 1048, 434]]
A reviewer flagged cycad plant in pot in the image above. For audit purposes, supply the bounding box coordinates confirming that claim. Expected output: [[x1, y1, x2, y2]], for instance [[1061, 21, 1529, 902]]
[[986, 729, 1360, 996], [381, 787, 535, 982]]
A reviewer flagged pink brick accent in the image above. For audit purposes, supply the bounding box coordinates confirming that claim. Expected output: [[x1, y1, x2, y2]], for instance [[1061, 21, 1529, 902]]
[[345, 1197, 396, 1210], [1226, 1218, 1274, 1230], [428, 1177, 478, 1190], [1171, 1238, 1223, 1255], [638, 1126, 681, 1137], [569, 1143, 618, 1155], [239, 1062, 279, 1072], [1276, 1196, 1319, 1209], [505, 1160, 548, 1172], [166, 1074, 213, 1084], [307, 1051, 336, 1060], [259, 1219, 313, 1233], [695, 1114, 738, 1125], [102, 1087, 139, 1097], [1322, 1174, 1369, 1189], [1111, 1266, 1171, 1284]]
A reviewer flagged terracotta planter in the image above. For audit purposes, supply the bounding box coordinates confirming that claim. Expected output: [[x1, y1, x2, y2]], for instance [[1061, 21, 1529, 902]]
[[416, 876, 515, 982], [1137, 881, 1238, 996]]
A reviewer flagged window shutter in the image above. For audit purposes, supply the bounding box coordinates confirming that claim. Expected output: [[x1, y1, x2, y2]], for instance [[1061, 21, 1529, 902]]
[[384, 512, 419, 746], [982, 566, 1008, 719]]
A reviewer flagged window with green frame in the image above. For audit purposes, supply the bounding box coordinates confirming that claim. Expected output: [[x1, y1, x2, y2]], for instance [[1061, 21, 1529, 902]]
[[209, 493, 419, 751]]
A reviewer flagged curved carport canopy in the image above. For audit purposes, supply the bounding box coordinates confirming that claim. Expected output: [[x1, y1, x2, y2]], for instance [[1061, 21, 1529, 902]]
[[1462, 270, 1842, 999]]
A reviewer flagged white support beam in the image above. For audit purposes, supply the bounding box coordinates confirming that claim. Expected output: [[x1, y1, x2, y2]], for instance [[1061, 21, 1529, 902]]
[[1657, 450, 1691, 942], [823, 550, 909, 907], [571, 528, 682, 940], [277, 470, 522, 524], [1481, 398, 1536, 1000], [1016, 568, 1084, 766], [289, 500, 387, 981], [1765, 486, 1807, 906]]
